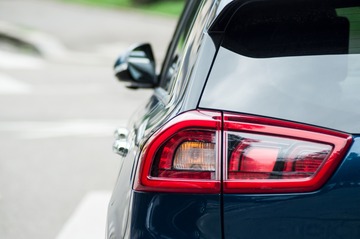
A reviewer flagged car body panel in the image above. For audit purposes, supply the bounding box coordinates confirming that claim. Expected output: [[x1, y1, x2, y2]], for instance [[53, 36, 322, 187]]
[[107, 93, 174, 239], [130, 192, 222, 239]]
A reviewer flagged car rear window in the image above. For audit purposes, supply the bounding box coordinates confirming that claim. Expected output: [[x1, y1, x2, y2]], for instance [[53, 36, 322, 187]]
[[200, 2, 360, 133]]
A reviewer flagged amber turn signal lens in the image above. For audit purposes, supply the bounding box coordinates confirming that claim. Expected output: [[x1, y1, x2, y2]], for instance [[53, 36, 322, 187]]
[[173, 141, 216, 171]]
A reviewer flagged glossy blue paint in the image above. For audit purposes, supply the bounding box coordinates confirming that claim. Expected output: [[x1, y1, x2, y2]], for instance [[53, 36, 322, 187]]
[[222, 136, 360, 239], [129, 192, 222, 239]]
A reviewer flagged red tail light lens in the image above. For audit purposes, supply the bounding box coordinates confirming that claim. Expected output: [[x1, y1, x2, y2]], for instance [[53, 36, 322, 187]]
[[228, 132, 332, 180], [228, 136, 280, 179], [134, 110, 222, 193], [224, 114, 352, 193]]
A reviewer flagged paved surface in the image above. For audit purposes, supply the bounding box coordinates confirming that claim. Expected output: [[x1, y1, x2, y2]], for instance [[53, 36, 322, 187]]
[[0, 0, 176, 56], [0, 0, 177, 238]]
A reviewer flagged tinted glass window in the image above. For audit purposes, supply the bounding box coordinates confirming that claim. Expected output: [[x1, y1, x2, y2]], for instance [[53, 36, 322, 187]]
[[222, 2, 352, 57], [159, 1, 202, 91], [201, 3, 360, 133]]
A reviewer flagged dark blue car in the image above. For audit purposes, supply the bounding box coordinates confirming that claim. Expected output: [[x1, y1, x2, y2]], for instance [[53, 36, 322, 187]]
[[106, 0, 360, 238]]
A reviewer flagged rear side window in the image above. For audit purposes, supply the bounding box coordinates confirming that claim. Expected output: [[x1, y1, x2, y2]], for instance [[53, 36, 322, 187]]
[[159, 0, 202, 92], [200, 1, 360, 133], [338, 7, 360, 53]]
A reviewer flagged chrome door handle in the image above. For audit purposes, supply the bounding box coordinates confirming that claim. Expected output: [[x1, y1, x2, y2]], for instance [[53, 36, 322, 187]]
[[114, 128, 129, 140], [113, 140, 130, 157]]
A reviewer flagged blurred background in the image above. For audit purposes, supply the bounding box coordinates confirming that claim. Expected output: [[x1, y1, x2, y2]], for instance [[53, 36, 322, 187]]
[[0, 0, 183, 238]]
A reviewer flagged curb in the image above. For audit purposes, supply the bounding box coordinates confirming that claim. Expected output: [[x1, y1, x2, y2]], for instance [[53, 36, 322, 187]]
[[0, 20, 66, 59]]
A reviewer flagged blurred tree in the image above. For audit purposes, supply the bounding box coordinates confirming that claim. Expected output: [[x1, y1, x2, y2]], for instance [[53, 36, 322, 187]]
[[133, 0, 156, 3], [132, 0, 181, 4]]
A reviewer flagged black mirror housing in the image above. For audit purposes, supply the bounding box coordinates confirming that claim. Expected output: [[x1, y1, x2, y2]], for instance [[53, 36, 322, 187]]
[[114, 43, 157, 89]]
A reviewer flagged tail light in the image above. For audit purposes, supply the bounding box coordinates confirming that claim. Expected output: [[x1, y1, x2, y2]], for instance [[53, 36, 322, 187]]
[[224, 114, 352, 193], [134, 110, 222, 193], [134, 110, 351, 194]]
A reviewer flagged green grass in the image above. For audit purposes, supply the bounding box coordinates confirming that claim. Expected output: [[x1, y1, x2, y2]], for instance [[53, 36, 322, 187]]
[[62, 0, 185, 16], [140, 1, 185, 16]]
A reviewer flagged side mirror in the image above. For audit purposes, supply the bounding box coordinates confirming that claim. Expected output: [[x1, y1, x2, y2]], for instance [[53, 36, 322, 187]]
[[114, 43, 157, 89]]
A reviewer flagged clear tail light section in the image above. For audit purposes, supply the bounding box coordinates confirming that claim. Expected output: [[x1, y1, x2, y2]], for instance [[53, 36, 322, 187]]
[[134, 110, 351, 194], [134, 110, 222, 193], [224, 114, 352, 193], [152, 130, 217, 179]]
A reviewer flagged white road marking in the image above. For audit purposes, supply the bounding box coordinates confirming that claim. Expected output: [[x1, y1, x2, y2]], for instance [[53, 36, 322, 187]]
[[0, 120, 127, 139], [0, 73, 31, 94], [56, 191, 112, 239], [0, 50, 44, 69]]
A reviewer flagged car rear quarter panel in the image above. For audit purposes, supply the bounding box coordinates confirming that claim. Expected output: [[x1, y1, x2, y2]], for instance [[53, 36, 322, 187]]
[[107, 95, 171, 239], [129, 192, 222, 239]]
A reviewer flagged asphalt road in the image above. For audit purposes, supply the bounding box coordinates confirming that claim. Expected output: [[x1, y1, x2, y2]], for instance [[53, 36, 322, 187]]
[[0, 1, 177, 238]]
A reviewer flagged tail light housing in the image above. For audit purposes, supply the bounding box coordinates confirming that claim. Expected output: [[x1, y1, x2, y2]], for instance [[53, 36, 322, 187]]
[[134, 110, 352, 194], [134, 110, 222, 193]]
